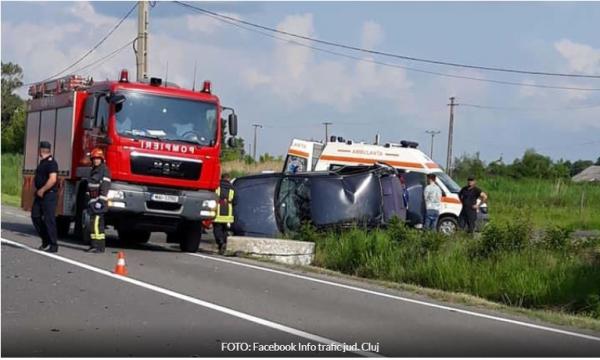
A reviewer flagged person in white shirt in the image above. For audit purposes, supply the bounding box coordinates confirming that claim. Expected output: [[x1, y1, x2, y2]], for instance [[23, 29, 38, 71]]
[[423, 174, 442, 230]]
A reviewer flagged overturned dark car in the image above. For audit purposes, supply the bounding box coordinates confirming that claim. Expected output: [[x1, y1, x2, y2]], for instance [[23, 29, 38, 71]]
[[231, 166, 408, 237]]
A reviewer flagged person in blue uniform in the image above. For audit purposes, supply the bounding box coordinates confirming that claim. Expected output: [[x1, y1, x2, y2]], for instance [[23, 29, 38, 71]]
[[32, 141, 59, 252]]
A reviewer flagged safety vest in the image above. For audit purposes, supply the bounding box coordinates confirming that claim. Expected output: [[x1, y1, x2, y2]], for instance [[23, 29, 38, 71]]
[[214, 181, 234, 223]]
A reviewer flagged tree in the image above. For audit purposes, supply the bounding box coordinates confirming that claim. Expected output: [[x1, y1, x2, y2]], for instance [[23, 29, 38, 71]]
[[1, 106, 25, 153], [570, 160, 593, 177], [595, 157, 600, 166], [219, 118, 246, 162], [1, 62, 26, 153], [259, 153, 276, 163], [550, 159, 571, 178], [453, 152, 486, 179], [510, 149, 553, 178]]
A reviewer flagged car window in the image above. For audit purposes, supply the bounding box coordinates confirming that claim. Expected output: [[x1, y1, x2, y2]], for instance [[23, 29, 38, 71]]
[[276, 177, 311, 233], [284, 155, 308, 173]]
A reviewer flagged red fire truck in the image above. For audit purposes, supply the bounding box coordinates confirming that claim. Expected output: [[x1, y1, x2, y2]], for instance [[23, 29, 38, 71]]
[[21, 70, 238, 252]]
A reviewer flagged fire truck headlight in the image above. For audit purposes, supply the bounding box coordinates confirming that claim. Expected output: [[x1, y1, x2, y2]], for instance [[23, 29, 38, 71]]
[[108, 201, 126, 208], [200, 210, 216, 217], [107, 190, 125, 200], [202, 200, 217, 209]]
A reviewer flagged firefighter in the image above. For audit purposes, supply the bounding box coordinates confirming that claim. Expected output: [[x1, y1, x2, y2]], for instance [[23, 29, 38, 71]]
[[213, 173, 235, 255], [86, 148, 111, 253], [32, 141, 59, 253]]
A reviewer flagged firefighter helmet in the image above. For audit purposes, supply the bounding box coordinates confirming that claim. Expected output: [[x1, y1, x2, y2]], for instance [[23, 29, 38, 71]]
[[90, 148, 105, 160]]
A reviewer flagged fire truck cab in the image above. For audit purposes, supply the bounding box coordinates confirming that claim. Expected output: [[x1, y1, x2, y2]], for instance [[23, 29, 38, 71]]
[[22, 71, 238, 252], [283, 137, 467, 234]]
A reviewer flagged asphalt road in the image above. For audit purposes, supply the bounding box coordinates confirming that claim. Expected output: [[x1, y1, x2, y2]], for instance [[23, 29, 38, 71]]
[[2, 205, 600, 357]]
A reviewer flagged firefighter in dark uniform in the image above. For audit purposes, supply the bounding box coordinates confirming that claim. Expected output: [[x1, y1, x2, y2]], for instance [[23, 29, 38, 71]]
[[32, 141, 59, 252], [213, 173, 235, 255], [86, 148, 111, 253]]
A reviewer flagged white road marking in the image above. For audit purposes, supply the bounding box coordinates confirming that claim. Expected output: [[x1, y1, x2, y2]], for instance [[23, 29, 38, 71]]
[[186, 252, 600, 343], [0, 238, 379, 357], [3, 208, 599, 344]]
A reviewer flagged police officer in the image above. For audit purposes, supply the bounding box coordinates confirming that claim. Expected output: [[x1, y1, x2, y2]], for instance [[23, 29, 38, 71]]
[[213, 173, 235, 255], [86, 148, 111, 253], [32, 141, 59, 252]]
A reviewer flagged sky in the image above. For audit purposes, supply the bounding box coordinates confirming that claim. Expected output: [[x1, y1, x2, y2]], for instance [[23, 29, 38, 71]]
[[2, 1, 599, 164]]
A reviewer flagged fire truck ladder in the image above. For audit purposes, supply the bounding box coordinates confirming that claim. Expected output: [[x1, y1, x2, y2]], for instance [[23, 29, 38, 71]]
[[28, 75, 93, 98]]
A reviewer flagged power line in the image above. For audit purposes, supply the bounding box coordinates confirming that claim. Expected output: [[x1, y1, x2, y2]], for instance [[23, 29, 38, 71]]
[[174, 1, 600, 79], [71, 38, 137, 75], [173, 2, 600, 92], [460, 103, 600, 112], [23, 2, 137, 86]]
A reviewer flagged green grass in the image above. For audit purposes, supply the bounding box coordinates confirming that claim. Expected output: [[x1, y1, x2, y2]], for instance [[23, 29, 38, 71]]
[[1, 193, 21, 207], [311, 219, 600, 319], [1, 153, 23, 206], [470, 176, 600, 230]]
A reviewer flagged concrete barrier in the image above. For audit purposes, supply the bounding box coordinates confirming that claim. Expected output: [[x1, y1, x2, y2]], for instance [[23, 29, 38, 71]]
[[226, 236, 315, 266]]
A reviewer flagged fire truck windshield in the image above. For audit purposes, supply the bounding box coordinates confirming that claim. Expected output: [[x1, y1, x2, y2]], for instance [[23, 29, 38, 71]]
[[114, 91, 218, 146]]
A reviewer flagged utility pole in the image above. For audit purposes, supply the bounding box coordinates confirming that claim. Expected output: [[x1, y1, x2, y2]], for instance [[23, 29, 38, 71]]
[[322, 122, 332, 142], [425, 130, 441, 159], [136, 1, 149, 82], [446, 97, 458, 175], [252, 124, 263, 161]]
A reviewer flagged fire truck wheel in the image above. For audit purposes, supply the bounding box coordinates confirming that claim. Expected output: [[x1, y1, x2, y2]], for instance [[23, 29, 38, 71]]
[[74, 189, 89, 243], [56, 216, 71, 238], [118, 229, 151, 243], [76, 209, 91, 245], [179, 221, 202, 253], [166, 232, 179, 244]]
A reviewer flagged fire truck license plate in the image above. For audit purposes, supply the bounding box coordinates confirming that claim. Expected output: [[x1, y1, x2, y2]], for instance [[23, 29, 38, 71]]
[[151, 194, 179, 203]]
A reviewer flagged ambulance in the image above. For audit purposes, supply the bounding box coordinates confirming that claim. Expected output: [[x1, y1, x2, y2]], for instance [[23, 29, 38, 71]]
[[283, 136, 472, 234]]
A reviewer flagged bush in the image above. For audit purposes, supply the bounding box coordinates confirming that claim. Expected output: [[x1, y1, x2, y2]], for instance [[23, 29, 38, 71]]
[[471, 219, 531, 258], [541, 226, 573, 251]]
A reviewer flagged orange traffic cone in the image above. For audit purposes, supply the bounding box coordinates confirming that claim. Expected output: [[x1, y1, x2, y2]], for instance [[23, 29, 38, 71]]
[[113, 251, 128, 276]]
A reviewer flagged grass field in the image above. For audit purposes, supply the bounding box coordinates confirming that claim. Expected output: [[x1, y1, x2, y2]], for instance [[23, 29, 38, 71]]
[[309, 219, 600, 319], [1, 153, 23, 206], [221, 159, 283, 178], [471, 176, 600, 230]]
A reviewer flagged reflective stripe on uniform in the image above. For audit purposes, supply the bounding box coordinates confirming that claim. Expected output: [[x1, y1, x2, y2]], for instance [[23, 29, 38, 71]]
[[102, 177, 111, 182], [214, 186, 234, 223], [92, 215, 105, 241]]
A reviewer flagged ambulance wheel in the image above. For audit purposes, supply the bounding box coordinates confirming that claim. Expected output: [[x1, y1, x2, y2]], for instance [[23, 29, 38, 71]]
[[118, 229, 151, 243], [56, 216, 71, 238], [179, 221, 202, 253], [437, 216, 458, 235]]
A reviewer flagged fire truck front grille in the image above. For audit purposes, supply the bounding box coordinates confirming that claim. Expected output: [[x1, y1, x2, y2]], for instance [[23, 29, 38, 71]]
[[130, 154, 201, 180]]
